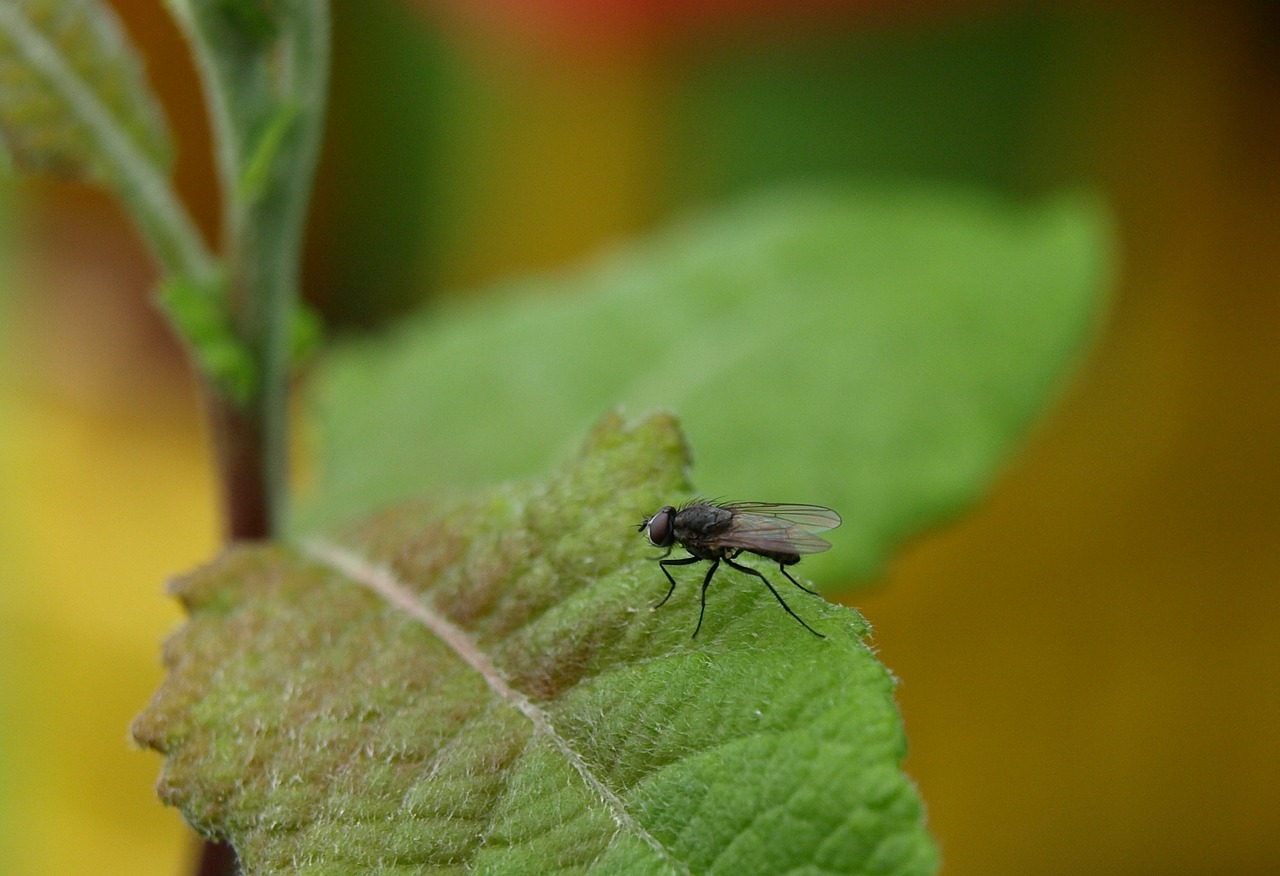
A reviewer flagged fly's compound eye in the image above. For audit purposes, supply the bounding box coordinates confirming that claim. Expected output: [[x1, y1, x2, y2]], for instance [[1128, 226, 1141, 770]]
[[644, 506, 676, 547]]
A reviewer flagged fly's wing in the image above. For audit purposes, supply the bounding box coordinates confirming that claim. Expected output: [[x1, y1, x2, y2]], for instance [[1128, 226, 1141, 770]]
[[713, 503, 842, 556], [721, 503, 842, 531]]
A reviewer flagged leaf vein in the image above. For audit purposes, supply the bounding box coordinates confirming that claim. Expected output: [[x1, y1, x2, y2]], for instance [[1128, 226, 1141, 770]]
[[301, 537, 689, 875]]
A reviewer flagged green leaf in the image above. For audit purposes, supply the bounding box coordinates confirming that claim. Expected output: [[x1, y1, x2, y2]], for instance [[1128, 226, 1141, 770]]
[[0, 0, 171, 182], [0, 0, 217, 285], [300, 186, 1111, 586], [134, 413, 936, 874]]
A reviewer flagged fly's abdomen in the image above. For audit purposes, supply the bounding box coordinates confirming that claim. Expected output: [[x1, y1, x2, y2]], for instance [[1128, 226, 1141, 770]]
[[756, 550, 801, 566]]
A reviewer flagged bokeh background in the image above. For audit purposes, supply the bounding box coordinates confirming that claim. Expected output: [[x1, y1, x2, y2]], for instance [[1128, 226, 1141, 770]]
[[2, 1, 1278, 873]]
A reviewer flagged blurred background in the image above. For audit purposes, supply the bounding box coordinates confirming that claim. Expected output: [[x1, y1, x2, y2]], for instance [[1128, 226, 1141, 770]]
[[1, 0, 1277, 873]]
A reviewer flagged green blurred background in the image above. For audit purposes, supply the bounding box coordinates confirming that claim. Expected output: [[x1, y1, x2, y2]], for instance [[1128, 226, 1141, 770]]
[[2, 0, 1277, 873]]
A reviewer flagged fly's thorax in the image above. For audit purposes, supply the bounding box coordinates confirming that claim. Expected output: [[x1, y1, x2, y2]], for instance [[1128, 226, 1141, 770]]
[[672, 503, 734, 542]]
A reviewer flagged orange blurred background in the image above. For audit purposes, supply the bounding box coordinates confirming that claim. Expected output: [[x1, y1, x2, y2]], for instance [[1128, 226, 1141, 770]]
[[1, 1, 1277, 873]]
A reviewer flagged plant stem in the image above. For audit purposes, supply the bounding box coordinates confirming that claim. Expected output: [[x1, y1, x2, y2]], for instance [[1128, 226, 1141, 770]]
[[165, 2, 331, 870], [194, 839, 239, 876], [207, 388, 272, 540], [173, 0, 330, 543]]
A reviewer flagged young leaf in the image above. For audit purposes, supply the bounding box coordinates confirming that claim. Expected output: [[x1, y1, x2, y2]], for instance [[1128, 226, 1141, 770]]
[[162, 0, 327, 232], [301, 186, 1111, 587], [158, 275, 259, 405], [0, 0, 171, 181], [134, 413, 937, 875], [0, 0, 217, 285]]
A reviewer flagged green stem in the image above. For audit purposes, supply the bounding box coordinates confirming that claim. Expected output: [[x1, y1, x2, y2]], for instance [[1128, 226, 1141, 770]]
[[167, 0, 330, 540], [242, 0, 330, 538]]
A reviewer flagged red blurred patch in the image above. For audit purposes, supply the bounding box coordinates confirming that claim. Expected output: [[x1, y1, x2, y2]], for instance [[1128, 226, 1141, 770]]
[[411, 0, 1003, 56]]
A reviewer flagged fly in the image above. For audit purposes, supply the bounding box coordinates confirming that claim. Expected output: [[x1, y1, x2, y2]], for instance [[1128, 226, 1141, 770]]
[[636, 500, 842, 638]]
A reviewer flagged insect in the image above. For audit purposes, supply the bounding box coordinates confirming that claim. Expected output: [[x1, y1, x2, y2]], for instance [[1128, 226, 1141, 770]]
[[636, 500, 842, 638]]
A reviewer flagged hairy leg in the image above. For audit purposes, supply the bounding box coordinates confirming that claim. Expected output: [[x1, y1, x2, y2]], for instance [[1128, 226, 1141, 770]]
[[724, 556, 824, 638], [655, 555, 701, 609]]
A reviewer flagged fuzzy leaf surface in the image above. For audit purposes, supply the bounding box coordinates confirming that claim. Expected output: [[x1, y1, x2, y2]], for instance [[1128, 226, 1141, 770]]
[[301, 186, 1111, 586], [134, 413, 936, 875], [0, 0, 171, 181]]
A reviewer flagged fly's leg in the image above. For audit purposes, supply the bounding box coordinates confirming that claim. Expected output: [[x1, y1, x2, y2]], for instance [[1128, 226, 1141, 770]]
[[692, 558, 722, 639], [735, 552, 820, 599], [724, 556, 825, 638], [778, 564, 821, 597], [655, 555, 701, 610]]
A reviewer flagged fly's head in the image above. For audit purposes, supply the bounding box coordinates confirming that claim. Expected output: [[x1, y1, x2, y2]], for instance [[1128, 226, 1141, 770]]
[[638, 505, 677, 548]]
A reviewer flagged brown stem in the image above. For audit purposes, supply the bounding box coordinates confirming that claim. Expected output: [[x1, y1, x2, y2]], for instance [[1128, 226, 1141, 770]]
[[194, 839, 239, 876], [205, 386, 275, 542], [191, 389, 278, 874]]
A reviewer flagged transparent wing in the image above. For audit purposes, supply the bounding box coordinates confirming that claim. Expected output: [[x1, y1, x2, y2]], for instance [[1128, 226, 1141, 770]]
[[709, 502, 842, 555], [720, 503, 842, 531]]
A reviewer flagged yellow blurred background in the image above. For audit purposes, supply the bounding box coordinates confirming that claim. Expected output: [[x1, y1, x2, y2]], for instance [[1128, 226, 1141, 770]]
[[1, 1, 1277, 874]]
